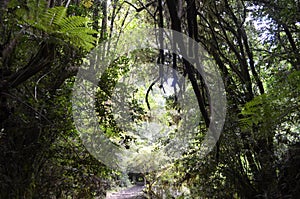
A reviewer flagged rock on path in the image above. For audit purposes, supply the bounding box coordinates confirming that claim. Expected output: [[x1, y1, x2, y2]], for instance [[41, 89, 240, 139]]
[[106, 185, 146, 199]]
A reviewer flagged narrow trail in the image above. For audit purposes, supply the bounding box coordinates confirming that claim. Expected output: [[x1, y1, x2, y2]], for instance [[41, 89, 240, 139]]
[[106, 185, 146, 199]]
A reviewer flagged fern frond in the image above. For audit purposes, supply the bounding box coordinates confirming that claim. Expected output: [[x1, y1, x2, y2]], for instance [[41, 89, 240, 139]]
[[240, 71, 300, 133], [23, 5, 98, 51], [58, 16, 91, 31], [65, 29, 97, 50], [66, 27, 98, 37], [43, 6, 67, 26]]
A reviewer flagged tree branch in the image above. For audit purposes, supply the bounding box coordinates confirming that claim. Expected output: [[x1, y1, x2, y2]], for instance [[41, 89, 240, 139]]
[[124, 0, 155, 12], [145, 77, 159, 110]]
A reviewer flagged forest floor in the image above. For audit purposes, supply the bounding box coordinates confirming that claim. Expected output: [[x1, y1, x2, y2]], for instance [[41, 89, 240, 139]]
[[106, 185, 146, 199]]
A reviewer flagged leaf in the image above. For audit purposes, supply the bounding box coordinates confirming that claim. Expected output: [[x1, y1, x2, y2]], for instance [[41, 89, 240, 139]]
[[240, 71, 300, 134], [23, 6, 98, 50]]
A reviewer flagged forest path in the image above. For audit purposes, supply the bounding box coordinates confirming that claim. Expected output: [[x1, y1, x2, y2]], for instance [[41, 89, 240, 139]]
[[106, 185, 146, 199]]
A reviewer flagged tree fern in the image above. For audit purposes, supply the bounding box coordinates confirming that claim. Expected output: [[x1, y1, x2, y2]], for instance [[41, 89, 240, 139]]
[[25, 6, 98, 51], [46, 6, 67, 26], [240, 71, 300, 136]]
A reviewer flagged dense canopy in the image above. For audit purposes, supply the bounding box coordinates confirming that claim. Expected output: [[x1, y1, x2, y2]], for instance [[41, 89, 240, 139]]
[[0, 0, 299, 198]]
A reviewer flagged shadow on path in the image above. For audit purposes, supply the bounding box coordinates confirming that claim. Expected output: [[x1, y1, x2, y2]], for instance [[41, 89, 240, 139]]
[[106, 185, 147, 199]]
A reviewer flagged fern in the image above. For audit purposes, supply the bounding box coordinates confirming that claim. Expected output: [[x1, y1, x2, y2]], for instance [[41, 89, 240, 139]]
[[59, 16, 91, 31], [25, 6, 97, 51], [47, 6, 67, 26], [240, 71, 300, 136]]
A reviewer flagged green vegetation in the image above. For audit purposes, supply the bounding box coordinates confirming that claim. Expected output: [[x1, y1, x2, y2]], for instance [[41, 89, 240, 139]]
[[0, 0, 299, 198]]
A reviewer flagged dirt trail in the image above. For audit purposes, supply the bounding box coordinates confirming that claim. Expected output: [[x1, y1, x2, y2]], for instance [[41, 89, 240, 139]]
[[106, 185, 146, 199]]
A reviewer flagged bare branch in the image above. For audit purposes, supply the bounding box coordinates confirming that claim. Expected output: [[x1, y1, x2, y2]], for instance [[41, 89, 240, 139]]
[[145, 77, 159, 110], [124, 0, 155, 12]]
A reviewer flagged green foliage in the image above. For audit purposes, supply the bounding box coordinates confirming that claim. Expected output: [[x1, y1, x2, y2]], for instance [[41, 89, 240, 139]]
[[1, 0, 300, 198], [24, 5, 98, 51], [0, 1, 107, 198], [240, 71, 300, 135]]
